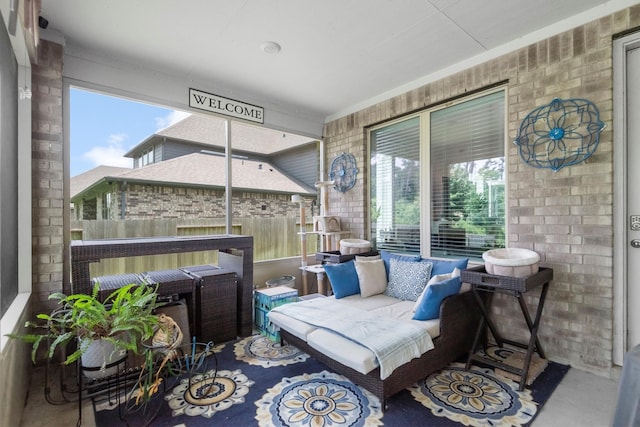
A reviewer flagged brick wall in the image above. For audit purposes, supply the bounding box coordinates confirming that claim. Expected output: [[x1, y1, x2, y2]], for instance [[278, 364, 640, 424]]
[[29, 8, 640, 374], [31, 40, 64, 316], [323, 6, 640, 375]]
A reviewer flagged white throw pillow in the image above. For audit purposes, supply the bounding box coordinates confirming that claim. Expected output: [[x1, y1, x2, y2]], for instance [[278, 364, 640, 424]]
[[354, 259, 388, 297], [413, 268, 461, 312]]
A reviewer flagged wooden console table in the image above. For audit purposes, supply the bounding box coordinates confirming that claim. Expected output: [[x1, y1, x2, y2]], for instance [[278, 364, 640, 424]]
[[461, 266, 553, 390], [71, 235, 254, 337]]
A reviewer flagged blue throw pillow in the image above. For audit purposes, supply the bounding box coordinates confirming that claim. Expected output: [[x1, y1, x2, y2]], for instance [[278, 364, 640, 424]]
[[412, 276, 462, 320], [323, 260, 360, 298], [385, 258, 432, 301], [421, 257, 469, 277], [380, 250, 421, 279]]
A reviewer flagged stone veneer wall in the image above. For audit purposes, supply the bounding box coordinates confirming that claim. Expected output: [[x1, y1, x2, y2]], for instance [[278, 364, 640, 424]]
[[31, 40, 64, 316], [323, 7, 640, 375], [113, 184, 303, 219]]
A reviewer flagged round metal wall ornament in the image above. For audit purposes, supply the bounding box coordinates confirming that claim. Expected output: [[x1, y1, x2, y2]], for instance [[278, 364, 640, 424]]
[[514, 97, 605, 172], [329, 152, 358, 193]]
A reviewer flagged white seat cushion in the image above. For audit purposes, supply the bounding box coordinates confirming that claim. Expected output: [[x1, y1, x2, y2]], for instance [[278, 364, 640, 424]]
[[271, 294, 441, 375], [333, 293, 402, 311], [370, 300, 441, 339], [307, 328, 379, 375], [268, 310, 317, 341]]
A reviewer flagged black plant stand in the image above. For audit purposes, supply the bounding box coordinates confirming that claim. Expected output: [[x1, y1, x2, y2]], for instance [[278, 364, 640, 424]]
[[78, 352, 129, 426]]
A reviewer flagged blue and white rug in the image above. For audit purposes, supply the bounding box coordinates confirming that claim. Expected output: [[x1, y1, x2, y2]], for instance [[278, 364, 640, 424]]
[[94, 335, 568, 426]]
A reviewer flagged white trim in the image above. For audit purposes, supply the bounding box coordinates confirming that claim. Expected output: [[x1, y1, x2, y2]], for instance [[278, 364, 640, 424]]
[[0, 293, 31, 352], [18, 62, 32, 294], [1, 6, 33, 346], [613, 31, 640, 366]]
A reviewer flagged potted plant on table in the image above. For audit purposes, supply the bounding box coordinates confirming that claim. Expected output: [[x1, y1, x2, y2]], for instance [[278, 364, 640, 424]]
[[8, 283, 162, 377]]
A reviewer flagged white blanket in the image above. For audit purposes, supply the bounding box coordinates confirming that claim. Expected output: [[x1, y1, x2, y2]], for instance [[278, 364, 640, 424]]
[[270, 298, 434, 379]]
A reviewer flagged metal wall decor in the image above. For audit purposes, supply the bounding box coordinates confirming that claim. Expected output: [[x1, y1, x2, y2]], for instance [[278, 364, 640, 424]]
[[329, 152, 358, 193], [514, 97, 605, 172]]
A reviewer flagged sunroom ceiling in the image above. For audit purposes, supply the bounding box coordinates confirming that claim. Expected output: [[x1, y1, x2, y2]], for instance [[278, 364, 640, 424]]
[[40, 0, 630, 122]]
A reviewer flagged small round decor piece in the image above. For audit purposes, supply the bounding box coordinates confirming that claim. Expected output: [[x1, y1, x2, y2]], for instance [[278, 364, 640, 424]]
[[329, 152, 358, 193], [482, 248, 540, 278], [514, 97, 605, 172]]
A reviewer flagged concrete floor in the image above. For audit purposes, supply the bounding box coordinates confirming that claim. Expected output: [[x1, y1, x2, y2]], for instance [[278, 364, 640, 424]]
[[20, 364, 620, 426], [534, 368, 619, 427], [20, 365, 96, 427]]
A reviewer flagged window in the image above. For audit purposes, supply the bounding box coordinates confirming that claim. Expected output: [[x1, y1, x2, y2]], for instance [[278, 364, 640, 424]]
[[140, 147, 155, 166], [69, 87, 320, 271], [369, 90, 505, 260], [102, 192, 112, 219], [370, 117, 421, 253]]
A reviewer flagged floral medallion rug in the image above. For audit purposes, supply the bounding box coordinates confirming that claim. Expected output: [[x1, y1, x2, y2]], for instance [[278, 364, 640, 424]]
[[94, 335, 568, 427]]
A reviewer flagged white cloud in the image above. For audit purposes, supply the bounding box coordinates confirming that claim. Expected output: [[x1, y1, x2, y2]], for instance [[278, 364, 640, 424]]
[[83, 133, 133, 168], [156, 110, 191, 130]]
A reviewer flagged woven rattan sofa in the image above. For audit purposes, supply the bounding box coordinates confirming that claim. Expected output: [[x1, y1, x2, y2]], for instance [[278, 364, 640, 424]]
[[269, 253, 482, 408]]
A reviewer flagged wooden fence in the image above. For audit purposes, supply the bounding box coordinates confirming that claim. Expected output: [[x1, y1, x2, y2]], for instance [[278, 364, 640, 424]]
[[71, 218, 318, 278]]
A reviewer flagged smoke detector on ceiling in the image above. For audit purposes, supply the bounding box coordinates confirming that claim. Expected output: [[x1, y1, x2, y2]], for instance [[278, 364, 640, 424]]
[[260, 41, 282, 54]]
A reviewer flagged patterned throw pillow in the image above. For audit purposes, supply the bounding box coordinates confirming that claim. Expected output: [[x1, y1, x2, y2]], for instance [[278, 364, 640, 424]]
[[384, 258, 433, 301]]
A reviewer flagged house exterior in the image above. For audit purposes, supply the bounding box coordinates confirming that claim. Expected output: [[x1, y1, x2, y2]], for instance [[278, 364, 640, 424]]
[[125, 114, 319, 191], [71, 115, 317, 220], [4, 3, 640, 426]]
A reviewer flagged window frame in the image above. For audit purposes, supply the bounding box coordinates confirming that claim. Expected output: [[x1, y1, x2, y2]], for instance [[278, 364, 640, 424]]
[[368, 87, 508, 259]]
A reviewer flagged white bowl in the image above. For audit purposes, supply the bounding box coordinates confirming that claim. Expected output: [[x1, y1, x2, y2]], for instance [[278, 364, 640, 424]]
[[482, 248, 540, 278]]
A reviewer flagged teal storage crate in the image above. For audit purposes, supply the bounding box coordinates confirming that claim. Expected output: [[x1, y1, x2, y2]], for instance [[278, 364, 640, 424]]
[[254, 286, 298, 341]]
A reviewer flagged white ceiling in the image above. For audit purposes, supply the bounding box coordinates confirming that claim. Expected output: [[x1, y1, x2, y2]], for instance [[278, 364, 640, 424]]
[[40, 0, 634, 122]]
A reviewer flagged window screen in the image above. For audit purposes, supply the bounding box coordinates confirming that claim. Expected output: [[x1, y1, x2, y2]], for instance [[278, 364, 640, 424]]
[[370, 116, 421, 253], [430, 91, 505, 259], [0, 17, 19, 317], [369, 90, 505, 260]]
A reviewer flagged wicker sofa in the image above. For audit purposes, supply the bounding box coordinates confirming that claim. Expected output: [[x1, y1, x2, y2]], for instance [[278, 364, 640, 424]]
[[269, 253, 482, 408]]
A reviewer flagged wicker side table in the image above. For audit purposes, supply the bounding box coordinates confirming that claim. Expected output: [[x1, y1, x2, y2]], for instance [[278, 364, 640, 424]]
[[461, 266, 553, 391], [180, 265, 238, 345]]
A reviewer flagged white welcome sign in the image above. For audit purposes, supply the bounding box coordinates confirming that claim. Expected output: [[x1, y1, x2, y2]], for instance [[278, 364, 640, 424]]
[[189, 88, 264, 124]]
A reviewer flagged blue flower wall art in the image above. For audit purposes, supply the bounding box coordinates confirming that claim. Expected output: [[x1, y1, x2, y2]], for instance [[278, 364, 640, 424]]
[[514, 98, 605, 172]]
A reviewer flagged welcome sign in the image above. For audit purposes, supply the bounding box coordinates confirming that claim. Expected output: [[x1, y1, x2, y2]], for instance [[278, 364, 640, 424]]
[[189, 88, 264, 124]]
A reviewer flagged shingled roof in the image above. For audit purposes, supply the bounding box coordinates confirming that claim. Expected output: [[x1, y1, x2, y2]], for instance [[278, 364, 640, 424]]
[[72, 153, 315, 199], [70, 165, 132, 198], [126, 114, 315, 157]]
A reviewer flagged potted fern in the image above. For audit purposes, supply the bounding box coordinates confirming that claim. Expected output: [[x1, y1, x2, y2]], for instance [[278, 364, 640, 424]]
[[9, 283, 162, 377]]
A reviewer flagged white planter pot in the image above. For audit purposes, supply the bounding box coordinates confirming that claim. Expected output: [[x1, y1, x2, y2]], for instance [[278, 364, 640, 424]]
[[80, 339, 127, 379], [339, 239, 371, 255], [482, 248, 540, 278]]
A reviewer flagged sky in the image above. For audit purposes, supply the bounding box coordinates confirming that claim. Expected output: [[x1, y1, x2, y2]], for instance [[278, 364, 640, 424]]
[[70, 88, 190, 177]]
